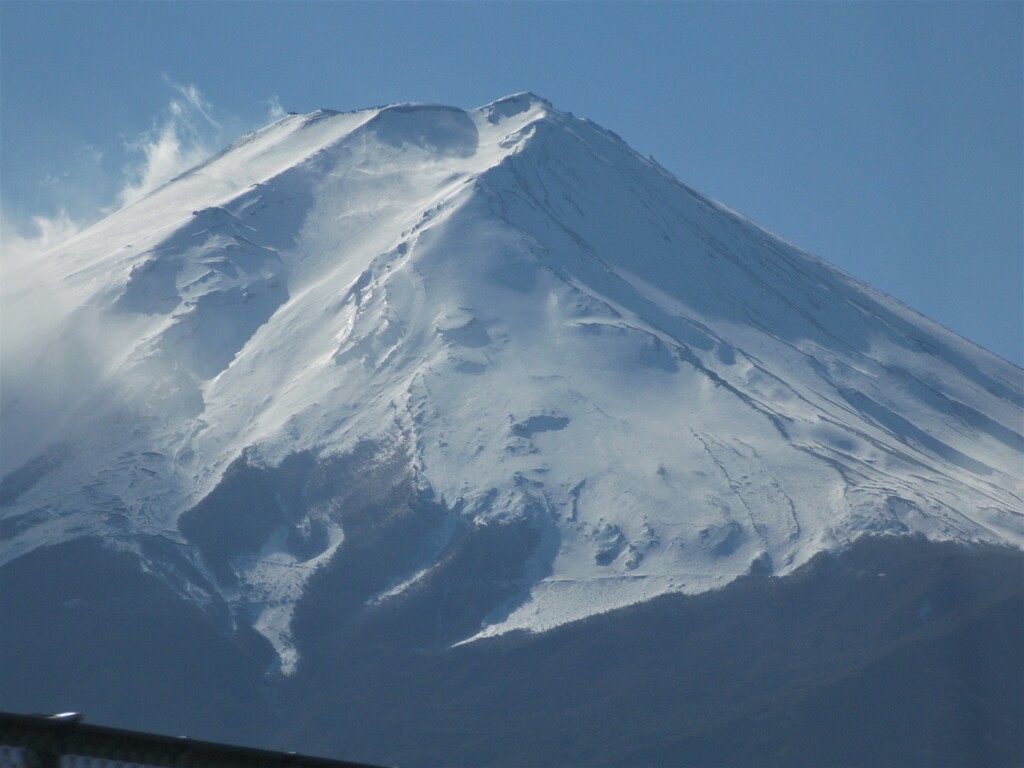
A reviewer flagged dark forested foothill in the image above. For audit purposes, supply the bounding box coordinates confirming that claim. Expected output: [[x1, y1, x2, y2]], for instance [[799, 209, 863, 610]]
[[2, 534, 1020, 767]]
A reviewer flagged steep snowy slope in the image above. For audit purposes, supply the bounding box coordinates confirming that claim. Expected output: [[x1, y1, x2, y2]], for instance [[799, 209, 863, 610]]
[[2, 94, 1021, 674]]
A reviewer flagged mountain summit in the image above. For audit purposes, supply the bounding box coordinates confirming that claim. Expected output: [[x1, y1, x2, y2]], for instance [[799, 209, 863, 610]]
[[2, 94, 1022, 679]]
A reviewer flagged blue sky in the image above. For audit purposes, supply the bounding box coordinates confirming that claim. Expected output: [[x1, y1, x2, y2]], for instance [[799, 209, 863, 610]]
[[2, 1, 1021, 365]]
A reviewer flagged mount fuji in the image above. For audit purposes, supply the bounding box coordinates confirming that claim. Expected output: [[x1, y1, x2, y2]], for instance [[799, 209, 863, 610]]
[[2, 94, 1022, 766]]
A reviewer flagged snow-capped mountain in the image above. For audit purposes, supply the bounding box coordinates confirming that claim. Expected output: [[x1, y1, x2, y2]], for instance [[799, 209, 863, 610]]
[[2, 93, 1022, 678]]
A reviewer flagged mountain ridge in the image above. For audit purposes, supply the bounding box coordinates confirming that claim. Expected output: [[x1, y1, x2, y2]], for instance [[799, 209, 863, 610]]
[[1, 94, 1021, 675]]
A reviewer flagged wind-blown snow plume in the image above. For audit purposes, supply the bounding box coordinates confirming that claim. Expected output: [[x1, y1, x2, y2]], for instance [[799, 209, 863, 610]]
[[266, 95, 286, 122], [1, 82, 291, 474], [0, 209, 82, 278], [117, 80, 223, 207], [1, 80, 262, 253]]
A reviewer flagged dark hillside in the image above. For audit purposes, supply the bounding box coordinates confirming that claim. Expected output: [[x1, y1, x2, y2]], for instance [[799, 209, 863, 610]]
[[2, 535, 1020, 767], [280, 535, 1023, 768]]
